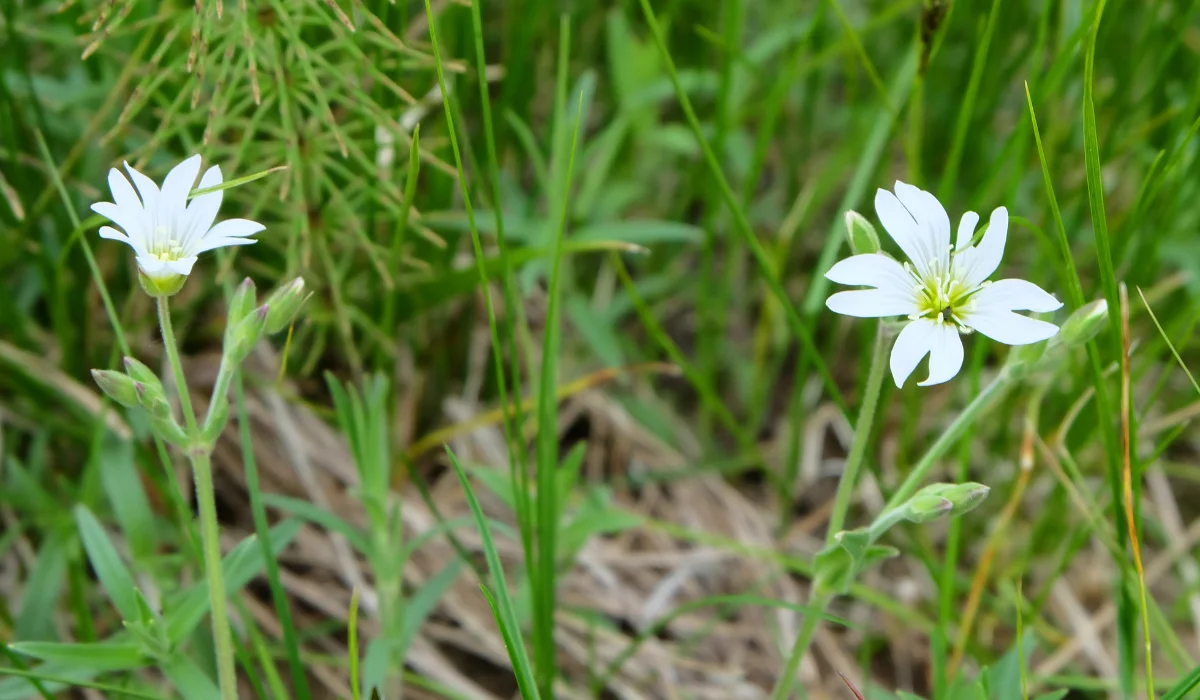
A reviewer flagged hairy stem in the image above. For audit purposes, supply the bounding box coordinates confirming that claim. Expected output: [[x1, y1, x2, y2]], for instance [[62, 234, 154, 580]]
[[158, 297, 238, 700]]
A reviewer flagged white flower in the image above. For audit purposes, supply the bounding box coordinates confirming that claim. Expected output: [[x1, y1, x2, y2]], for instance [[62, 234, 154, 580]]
[[825, 181, 1063, 388], [92, 154, 263, 292]]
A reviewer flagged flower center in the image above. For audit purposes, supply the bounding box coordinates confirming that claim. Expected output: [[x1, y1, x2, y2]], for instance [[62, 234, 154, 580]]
[[907, 254, 977, 332], [146, 226, 185, 262]]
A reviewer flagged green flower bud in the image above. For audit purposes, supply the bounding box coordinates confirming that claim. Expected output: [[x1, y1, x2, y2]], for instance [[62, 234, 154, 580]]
[[225, 277, 257, 347], [941, 482, 990, 516], [903, 493, 955, 523], [902, 482, 991, 524], [133, 381, 172, 420], [224, 304, 269, 364], [263, 277, 308, 334], [122, 356, 159, 386], [91, 369, 140, 408], [1050, 299, 1108, 350], [844, 210, 881, 255]]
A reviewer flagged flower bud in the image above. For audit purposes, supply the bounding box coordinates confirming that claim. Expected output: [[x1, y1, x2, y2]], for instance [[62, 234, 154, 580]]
[[901, 482, 990, 524], [224, 304, 269, 364], [91, 369, 140, 408], [263, 277, 308, 334], [902, 493, 955, 523], [122, 356, 159, 386], [1050, 299, 1108, 350], [133, 381, 172, 420], [225, 277, 257, 347], [844, 210, 881, 255]]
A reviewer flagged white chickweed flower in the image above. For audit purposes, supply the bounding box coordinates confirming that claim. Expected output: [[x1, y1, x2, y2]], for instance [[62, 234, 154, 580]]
[[825, 181, 1063, 388], [92, 154, 263, 296]]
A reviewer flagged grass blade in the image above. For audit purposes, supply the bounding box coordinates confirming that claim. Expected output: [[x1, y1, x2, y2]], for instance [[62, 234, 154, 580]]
[[445, 447, 541, 700]]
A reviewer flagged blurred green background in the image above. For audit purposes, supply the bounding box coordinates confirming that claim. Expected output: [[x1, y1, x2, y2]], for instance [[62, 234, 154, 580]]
[[3, 0, 1200, 698]]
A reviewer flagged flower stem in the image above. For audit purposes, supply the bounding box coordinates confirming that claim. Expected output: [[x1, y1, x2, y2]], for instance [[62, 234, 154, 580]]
[[157, 297, 199, 435], [882, 365, 1014, 512], [771, 337, 1017, 699], [771, 325, 888, 700], [828, 326, 890, 536], [157, 297, 238, 700]]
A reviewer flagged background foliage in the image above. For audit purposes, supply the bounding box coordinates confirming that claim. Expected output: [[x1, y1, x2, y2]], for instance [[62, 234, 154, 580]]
[[3, 0, 1200, 698]]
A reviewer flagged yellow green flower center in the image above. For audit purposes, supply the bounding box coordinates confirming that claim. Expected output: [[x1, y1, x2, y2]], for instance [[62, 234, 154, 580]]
[[147, 229, 185, 262], [907, 258, 977, 331]]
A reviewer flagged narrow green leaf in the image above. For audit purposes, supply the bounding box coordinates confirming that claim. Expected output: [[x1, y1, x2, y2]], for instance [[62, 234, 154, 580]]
[[445, 447, 541, 700], [8, 641, 144, 670], [73, 504, 139, 622], [161, 653, 222, 700]]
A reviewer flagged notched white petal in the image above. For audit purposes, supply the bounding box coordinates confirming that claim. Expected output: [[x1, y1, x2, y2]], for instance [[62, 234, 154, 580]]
[[918, 323, 964, 386], [964, 308, 1059, 346], [203, 218, 265, 241], [827, 289, 920, 319], [890, 319, 936, 388], [974, 279, 1062, 313], [123, 161, 160, 209], [874, 187, 929, 273], [956, 211, 979, 251], [824, 253, 915, 297], [107, 168, 142, 211], [195, 236, 258, 254], [895, 181, 950, 247], [160, 155, 203, 210]]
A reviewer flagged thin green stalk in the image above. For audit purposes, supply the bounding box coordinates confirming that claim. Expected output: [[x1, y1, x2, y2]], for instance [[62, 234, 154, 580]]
[[770, 324, 889, 700], [772, 362, 1017, 700], [885, 366, 1014, 512], [771, 602, 826, 700], [236, 373, 309, 700], [826, 326, 889, 536], [533, 25, 583, 698], [466, 0, 534, 559], [156, 297, 237, 700]]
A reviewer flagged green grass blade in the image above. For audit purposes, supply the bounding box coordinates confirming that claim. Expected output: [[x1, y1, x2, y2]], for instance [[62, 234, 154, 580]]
[[235, 374, 310, 700], [445, 447, 541, 700], [72, 504, 139, 622]]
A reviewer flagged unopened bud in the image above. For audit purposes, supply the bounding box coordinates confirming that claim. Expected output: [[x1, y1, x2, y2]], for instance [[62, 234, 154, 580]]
[[902, 482, 990, 524], [263, 277, 308, 334], [91, 369, 139, 408], [133, 381, 171, 420], [224, 304, 269, 364], [903, 493, 955, 523], [225, 277, 257, 347], [844, 210, 881, 255], [122, 356, 159, 386], [1051, 299, 1108, 350]]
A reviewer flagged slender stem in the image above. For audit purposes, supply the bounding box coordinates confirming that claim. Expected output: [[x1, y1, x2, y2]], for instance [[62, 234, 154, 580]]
[[771, 326, 888, 700], [157, 297, 238, 700], [772, 595, 828, 700], [190, 450, 238, 700], [772, 345, 1016, 700], [157, 298, 199, 434], [203, 358, 235, 437], [883, 365, 1015, 512], [827, 326, 890, 536]]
